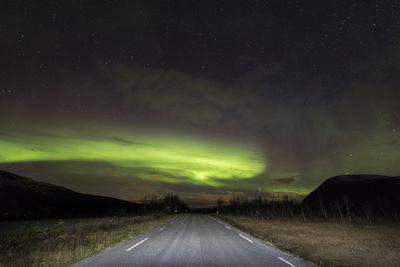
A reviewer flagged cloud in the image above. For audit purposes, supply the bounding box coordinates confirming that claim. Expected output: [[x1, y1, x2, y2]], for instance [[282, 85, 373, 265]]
[[100, 62, 271, 129]]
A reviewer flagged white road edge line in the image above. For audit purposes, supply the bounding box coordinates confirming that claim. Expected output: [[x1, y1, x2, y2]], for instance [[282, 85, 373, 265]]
[[159, 227, 166, 231], [126, 238, 149, 251], [238, 233, 254, 243], [278, 257, 296, 267], [225, 225, 231, 230]]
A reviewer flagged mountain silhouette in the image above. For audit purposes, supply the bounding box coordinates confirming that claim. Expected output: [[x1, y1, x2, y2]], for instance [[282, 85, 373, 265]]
[[0, 170, 141, 219], [301, 174, 400, 218]]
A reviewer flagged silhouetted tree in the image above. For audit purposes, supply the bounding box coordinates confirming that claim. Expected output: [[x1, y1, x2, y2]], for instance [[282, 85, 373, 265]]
[[217, 198, 225, 214]]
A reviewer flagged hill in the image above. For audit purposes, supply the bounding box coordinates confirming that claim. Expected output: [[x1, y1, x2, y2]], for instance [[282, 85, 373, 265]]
[[0, 170, 142, 219], [301, 174, 400, 219]]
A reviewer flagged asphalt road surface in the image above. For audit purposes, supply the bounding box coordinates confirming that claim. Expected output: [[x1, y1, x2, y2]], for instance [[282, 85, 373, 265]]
[[73, 214, 308, 267]]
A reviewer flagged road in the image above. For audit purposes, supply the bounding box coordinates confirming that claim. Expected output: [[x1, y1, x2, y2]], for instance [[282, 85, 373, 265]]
[[73, 214, 308, 267]]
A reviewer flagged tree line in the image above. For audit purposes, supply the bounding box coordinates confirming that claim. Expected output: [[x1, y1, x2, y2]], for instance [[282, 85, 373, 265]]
[[215, 194, 400, 224], [141, 193, 189, 214]]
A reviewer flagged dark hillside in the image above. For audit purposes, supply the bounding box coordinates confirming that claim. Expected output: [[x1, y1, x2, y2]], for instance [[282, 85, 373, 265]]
[[301, 175, 400, 220], [0, 170, 142, 219]]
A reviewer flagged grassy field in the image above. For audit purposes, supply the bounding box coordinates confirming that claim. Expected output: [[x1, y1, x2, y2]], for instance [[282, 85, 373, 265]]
[[218, 215, 400, 267], [0, 214, 175, 267]]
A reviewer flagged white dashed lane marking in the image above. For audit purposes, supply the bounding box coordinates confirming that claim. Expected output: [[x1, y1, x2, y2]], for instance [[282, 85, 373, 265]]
[[238, 233, 254, 243], [278, 257, 296, 267], [126, 238, 149, 251]]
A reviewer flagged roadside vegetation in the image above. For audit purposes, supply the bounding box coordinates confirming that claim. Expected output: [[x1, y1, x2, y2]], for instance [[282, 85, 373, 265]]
[[216, 194, 400, 223], [0, 193, 186, 267], [215, 196, 400, 266]]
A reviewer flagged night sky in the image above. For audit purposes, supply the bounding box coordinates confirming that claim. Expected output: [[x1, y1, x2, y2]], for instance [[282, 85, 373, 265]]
[[1, 1, 400, 207]]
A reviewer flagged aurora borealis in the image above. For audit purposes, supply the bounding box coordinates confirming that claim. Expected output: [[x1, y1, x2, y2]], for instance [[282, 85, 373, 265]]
[[0, 126, 265, 186], [1, 1, 400, 207]]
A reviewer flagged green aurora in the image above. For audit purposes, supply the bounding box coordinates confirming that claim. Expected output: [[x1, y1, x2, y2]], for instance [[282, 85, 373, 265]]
[[0, 127, 266, 187]]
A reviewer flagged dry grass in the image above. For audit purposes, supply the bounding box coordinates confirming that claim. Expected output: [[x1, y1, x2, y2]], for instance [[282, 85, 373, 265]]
[[0, 214, 175, 267], [218, 215, 400, 267]]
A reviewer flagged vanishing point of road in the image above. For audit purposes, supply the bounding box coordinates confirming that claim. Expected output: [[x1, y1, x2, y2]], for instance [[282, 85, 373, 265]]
[[73, 214, 308, 267]]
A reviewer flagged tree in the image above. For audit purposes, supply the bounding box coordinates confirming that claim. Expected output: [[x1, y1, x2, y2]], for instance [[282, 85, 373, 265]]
[[341, 194, 353, 223], [217, 198, 225, 214]]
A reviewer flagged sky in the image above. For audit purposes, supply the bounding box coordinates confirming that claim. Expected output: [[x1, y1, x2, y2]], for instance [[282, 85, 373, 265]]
[[1, 0, 400, 207]]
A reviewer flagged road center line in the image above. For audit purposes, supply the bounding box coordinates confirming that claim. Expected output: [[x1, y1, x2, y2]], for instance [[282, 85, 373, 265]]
[[238, 233, 254, 243], [278, 257, 296, 267], [159, 227, 166, 231], [225, 225, 231, 230], [126, 237, 149, 251]]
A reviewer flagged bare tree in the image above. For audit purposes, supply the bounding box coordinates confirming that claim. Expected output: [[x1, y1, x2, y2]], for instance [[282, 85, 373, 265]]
[[217, 198, 225, 214], [341, 195, 353, 223]]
